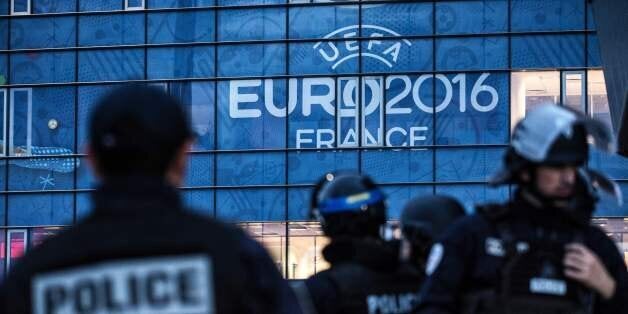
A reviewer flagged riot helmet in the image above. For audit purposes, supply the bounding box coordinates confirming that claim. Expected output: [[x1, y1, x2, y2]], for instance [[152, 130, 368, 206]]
[[490, 105, 621, 207], [399, 195, 466, 267], [310, 171, 387, 238]]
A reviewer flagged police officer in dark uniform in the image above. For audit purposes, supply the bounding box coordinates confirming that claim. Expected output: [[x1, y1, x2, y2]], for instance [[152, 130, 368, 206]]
[[295, 171, 423, 314], [0, 85, 302, 314], [417, 105, 628, 314], [399, 195, 466, 274]]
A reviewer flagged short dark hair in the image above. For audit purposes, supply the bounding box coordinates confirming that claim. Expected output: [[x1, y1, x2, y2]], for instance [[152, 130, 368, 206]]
[[88, 84, 193, 178]]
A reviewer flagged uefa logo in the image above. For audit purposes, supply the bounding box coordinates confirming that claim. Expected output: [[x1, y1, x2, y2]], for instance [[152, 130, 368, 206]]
[[314, 25, 412, 70]]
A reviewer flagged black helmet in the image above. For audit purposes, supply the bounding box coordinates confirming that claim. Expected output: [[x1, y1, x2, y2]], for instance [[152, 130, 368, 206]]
[[310, 171, 387, 238], [400, 195, 466, 244]]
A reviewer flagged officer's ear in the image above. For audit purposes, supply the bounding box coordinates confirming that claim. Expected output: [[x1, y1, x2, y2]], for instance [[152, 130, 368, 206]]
[[85, 144, 104, 182], [166, 139, 194, 187]]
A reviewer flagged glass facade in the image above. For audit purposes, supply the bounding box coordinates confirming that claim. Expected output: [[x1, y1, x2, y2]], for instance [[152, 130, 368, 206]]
[[0, 0, 626, 278]]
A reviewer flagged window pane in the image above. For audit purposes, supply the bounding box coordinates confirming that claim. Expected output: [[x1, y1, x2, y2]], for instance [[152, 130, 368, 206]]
[[0, 19, 9, 50], [0, 1, 7, 14], [10, 89, 31, 156], [362, 149, 433, 183], [79, 0, 122, 11], [588, 70, 612, 131], [382, 185, 433, 219], [30, 227, 64, 248], [435, 148, 503, 182], [436, 184, 509, 213], [435, 72, 509, 145], [290, 42, 358, 75], [11, 17, 76, 49], [510, 71, 560, 124], [148, 10, 215, 44], [511, 35, 585, 69], [182, 189, 214, 217], [219, 0, 282, 5], [217, 80, 286, 149], [79, 14, 144, 46], [0, 54, 6, 85], [218, 8, 285, 41], [590, 149, 628, 180], [11, 51, 76, 84], [594, 183, 628, 217], [287, 222, 329, 279], [216, 152, 285, 186], [217, 44, 285, 77], [149, 0, 214, 8], [288, 187, 311, 220], [562, 71, 585, 113], [216, 188, 286, 221], [78, 49, 144, 82], [170, 82, 215, 150], [287, 78, 336, 148], [185, 154, 213, 187], [12, 0, 29, 13], [511, 0, 585, 31], [147, 46, 215, 79], [385, 75, 435, 147], [436, 1, 507, 34], [288, 151, 358, 184], [362, 2, 432, 35], [436, 37, 508, 71], [8, 193, 73, 226], [127, 0, 143, 8], [289, 5, 358, 39], [32, 0, 75, 13], [361, 39, 433, 73], [241, 222, 286, 276], [0, 231, 5, 280], [7, 230, 26, 271], [0, 90, 5, 156], [588, 34, 601, 67]]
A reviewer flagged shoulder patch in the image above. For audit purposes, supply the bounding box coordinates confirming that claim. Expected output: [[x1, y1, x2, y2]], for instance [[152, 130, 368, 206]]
[[425, 243, 444, 276], [32, 255, 214, 314]]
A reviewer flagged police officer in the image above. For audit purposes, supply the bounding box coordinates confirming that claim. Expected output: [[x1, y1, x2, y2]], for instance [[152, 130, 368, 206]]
[[295, 171, 423, 314], [417, 105, 628, 314], [0, 85, 302, 314], [399, 195, 466, 274]]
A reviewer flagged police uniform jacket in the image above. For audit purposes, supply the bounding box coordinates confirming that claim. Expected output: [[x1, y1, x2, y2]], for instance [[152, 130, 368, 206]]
[[0, 176, 302, 314], [417, 190, 628, 314], [304, 237, 423, 314]]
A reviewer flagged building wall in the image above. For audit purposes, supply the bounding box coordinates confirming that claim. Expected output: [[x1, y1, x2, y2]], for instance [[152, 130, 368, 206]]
[[0, 0, 627, 279]]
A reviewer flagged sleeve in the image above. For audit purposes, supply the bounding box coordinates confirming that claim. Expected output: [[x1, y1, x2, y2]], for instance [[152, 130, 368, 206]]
[[592, 233, 628, 314], [238, 235, 304, 314], [417, 216, 479, 314]]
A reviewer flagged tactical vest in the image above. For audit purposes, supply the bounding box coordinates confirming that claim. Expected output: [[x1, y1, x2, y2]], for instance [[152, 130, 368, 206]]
[[326, 263, 423, 314], [462, 205, 594, 314]]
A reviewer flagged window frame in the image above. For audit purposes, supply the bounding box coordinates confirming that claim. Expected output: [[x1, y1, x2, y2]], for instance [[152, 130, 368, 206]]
[[10, 0, 30, 15], [9, 88, 33, 157], [0, 89, 6, 157], [6, 229, 27, 272], [561, 70, 586, 114], [125, 0, 145, 11]]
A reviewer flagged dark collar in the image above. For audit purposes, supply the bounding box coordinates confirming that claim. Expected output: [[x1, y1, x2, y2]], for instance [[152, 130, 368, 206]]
[[92, 176, 182, 215], [323, 237, 401, 272]]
